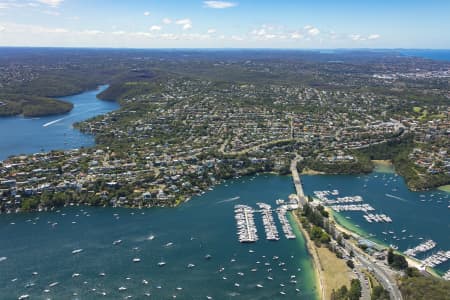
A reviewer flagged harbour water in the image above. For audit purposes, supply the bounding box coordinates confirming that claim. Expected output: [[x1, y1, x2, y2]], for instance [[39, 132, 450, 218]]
[[399, 49, 450, 62], [0, 174, 318, 299], [302, 163, 450, 274], [0, 85, 118, 161]]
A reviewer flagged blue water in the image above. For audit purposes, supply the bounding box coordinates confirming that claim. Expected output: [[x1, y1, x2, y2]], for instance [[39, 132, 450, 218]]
[[302, 167, 450, 273], [0, 174, 317, 299], [0, 85, 119, 161], [399, 49, 450, 62]]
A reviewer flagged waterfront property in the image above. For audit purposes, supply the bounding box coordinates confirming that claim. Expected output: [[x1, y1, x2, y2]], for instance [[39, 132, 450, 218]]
[[302, 165, 450, 275]]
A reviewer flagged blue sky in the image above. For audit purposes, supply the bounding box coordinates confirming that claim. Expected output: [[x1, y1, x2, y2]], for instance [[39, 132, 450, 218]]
[[0, 0, 449, 48]]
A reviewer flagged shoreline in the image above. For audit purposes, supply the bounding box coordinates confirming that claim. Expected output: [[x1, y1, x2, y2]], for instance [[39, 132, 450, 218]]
[[326, 206, 442, 278], [292, 211, 325, 300]]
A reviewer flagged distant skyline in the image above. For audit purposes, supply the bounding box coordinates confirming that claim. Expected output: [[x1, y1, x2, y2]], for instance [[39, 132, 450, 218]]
[[0, 0, 449, 49]]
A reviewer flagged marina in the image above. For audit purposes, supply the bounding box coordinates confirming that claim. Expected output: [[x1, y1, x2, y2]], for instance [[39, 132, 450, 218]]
[[363, 214, 392, 223], [234, 200, 297, 243], [257, 203, 279, 241], [421, 251, 450, 268], [234, 205, 258, 243], [404, 240, 437, 257], [0, 175, 317, 299], [277, 207, 296, 240], [303, 165, 450, 275]]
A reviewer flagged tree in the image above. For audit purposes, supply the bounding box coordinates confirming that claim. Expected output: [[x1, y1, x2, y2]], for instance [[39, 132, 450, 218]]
[[346, 259, 355, 269], [371, 286, 390, 300], [387, 248, 394, 265], [348, 279, 362, 300]]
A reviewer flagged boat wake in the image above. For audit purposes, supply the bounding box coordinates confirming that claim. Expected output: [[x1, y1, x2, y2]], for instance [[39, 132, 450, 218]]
[[217, 196, 240, 204], [43, 118, 66, 127], [385, 194, 407, 202]]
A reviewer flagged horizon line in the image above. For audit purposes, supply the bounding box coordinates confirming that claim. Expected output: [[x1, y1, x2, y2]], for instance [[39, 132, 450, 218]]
[[0, 46, 450, 51]]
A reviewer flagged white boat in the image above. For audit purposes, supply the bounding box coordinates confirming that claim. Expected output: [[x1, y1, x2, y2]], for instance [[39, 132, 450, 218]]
[[118, 286, 127, 291], [142, 279, 149, 285], [72, 249, 83, 254], [148, 235, 155, 240], [158, 261, 166, 267], [0, 257, 7, 262], [187, 263, 195, 268], [49, 282, 59, 287], [234, 283, 240, 287], [256, 284, 263, 288], [72, 273, 80, 278], [164, 242, 173, 247], [113, 240, 122, 245], [133, 258, 141, 263], [18, 295, 30, 300]]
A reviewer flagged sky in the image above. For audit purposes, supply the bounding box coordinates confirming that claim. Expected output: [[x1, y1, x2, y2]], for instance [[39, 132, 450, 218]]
[[0, 0, 449, 49]]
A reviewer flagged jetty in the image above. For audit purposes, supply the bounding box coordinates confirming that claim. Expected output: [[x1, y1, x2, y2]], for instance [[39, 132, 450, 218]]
[[277, 206, 296, 239], [422, 251, 450, 268], [234, 205, 258, 243], [404, 240, 436, 257], [257, 203, 280, 241]]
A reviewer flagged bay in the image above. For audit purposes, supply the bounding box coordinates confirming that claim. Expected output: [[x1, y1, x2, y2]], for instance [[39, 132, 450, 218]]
[[0, 174, 317, 299], [0, 85, 119, 161], [399, 49, 450, 62], [302, 164, 450, 274]]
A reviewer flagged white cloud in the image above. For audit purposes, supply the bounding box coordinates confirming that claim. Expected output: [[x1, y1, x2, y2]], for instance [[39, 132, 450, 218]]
[[144, 11, 150, 16], [368, 34, 380, 40], [291, 32, 303, 40], [203, 1, 237, 9], [0, 25, 5, 32], [37, 0, 63, 7], [150, 25, 162, 31], [207, 28, 216, 34], [306, 26, 320, 36], [231, 35, 243, 41], [162, 18, 172, 24], [175, 18, 192, 30], [80, 30, 103, 35], [112, 30, 126, 35]]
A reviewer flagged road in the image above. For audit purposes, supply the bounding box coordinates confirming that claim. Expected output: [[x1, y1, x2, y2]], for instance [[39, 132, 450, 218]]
[[291, 158, 403, 300], [353, 251, 403, 300]]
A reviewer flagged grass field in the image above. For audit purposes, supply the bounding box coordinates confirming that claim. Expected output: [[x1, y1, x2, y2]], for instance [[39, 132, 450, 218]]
[[316, 246, 353, 299]]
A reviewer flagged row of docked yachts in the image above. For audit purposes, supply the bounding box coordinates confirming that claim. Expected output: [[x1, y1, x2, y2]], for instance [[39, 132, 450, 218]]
[[363, 213, 392, 223], [404, 239, 436, 257], [421, 250, 450, 268], [276, 207, 296, 240], [257, 203, 280, 241], [234, 205, 259, 243], [235, 202, 296, 243]]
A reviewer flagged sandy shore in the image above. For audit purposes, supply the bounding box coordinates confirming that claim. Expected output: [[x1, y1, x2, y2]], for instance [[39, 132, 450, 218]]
[[292, 212, 326, 300], [301, 168, 325, 175], [438, 185, 450, 193]]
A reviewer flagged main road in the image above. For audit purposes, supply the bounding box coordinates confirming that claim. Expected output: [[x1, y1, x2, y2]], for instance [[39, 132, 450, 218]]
[[290, 157, 403, 300]]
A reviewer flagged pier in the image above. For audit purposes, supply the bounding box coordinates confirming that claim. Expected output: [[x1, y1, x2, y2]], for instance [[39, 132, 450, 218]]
[[234, 205, 258, 243], [257, 203, 280, 241]]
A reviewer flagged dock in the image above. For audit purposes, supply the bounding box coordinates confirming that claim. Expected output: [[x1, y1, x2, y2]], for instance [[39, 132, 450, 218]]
[[277, 206, 296, 239], [257, 203, 280, 241], [234, 205, 258, 243]]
